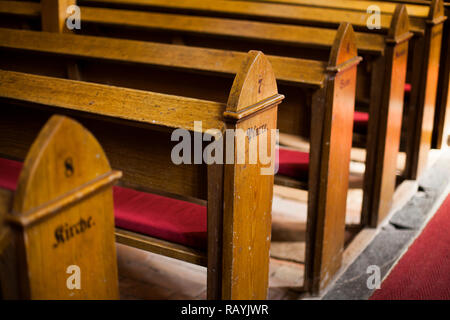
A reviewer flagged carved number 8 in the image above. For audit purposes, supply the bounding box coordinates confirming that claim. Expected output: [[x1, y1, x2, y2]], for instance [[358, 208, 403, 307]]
[[65, 157, 74, 177]]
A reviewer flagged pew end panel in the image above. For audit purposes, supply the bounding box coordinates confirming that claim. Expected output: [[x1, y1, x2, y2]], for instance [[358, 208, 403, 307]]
[[0, 115, 121, 299], [305, 23, 360, 294], [222, 51, 283, 299], [363, 5, 413, 227], [432, 3, 450, 148], [405, 0, 446, 179]]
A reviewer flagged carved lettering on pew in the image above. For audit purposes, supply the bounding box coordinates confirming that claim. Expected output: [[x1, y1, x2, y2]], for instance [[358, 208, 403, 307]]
[[339, 78, 350, 89], [64, 157, 74, 177], [395, 48, 407, 58], [246, 124, 268, 141], [53, 216, 95, 248]]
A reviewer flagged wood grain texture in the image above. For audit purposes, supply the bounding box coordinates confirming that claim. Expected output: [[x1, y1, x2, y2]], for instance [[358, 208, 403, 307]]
[[1, 115, 120, 299], [0, 46, 282, 299], [81, 6, 386, 53], [363, 5, 411, 227], [222, 51, 281, 299], [0, 0, 40, 17], [41, 0, 76, 33], [0, 1, 386, 54], [0, 28, 326, 87], [305, 23, 359, 293], [41, 0, 82, 80], [0, 12, 361, 294], [51, 0, 436, 229], [206, 163, 224, 299], [78, 0, 425, 32], [0, 69, 226, 133], [234, 0, 430, 18], [405, 0, 446, 179], [69, 0, 447, 181], [116, 228, 207, 266], [432, 4, 450, 148]]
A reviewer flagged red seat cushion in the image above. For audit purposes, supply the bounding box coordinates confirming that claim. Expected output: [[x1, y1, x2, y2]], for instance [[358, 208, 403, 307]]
[[114, 186, 206, 250], [354, 111, 369, 125], [0, 158, 207, 250], [353, 111, 369, 132], [405, 83, 412, 93], [0, 158, 21, 191], [277, 148, 309, 180]]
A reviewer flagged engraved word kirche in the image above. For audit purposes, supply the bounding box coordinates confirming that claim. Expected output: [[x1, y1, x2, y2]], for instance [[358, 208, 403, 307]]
[[53, 217, 94, 248]]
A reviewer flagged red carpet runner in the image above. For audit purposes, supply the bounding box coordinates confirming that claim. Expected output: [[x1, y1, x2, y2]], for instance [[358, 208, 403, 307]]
[[370, 193, 450, 300]]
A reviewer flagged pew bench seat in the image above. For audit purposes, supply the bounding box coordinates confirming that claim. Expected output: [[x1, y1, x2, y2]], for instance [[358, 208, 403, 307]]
[[114, 186, 207, 250], [0, 157, 208, 250], [0, 146, 313, 251], [277, 148, 309, 181], [354, 111, 369, 133]]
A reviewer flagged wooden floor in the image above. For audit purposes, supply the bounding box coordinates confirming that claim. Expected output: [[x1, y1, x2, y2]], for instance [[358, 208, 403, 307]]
[[117, 151, 368, 300]]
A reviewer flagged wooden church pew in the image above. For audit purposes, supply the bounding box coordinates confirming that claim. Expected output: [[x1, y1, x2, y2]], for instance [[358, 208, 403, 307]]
[[0, 115, 121, 299], [0, 0, 411, 228], [75, 0, 446, 182], [0, 24, 359, 294], [434, 1, 450, 148], [0, 51, 285, 299], [246, 0, 450, 150], [40, 0, 411, 228], [234, 0, 429, 15], [72, 0, 441, 225], [360, 0, 450, 149], [71, 2, 410, 228]]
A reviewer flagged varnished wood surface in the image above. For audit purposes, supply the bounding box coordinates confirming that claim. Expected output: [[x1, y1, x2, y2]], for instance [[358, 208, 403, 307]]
[[0, 10, 360, 293], [65, 1, 445, 183], [304, 23, 358, 293], [0, 0, 408, 296], [80, 6, 385, 53], [0, 69, 226, 133], [0, 0, 40, 16], [41, 0, 75, 32], [0, 0, 361, 296], [357, 0, 449, 151], [404, 0, 446, 179], [78, 0, 426, 33], [234, 0, 429, 17], [0, 49, 284, 299], [0, 1, 386, 55], [0, 0, 422, 34], [432, 4, 450, 147], [220, 51, 280, 299], [362, 5, 411, 227], [0, 28, 327, 87], [1, 115, 120, 299], [116, 228, 207, 266]]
